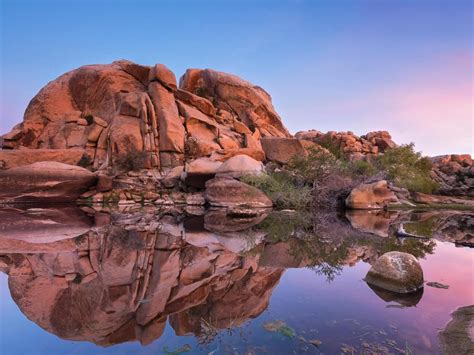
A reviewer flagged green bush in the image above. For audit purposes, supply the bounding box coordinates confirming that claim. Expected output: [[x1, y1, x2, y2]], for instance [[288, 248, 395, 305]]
[[289, 147, 340, 184], [345, 159, 377, 177], [241, 172, 312, 210], [316, 135, 344, 158], [374, 143, 438, 193]]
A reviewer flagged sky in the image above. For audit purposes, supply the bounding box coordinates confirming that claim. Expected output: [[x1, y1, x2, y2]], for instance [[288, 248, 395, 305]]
[[0, 0, 472, 156]]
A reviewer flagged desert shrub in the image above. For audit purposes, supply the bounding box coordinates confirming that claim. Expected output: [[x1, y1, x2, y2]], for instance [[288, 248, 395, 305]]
[[116, 149, 148, 172], [289, 147, 340, 184], [316, 135, 344, 159], [77, 154, 93, 168], [345, 159, 378, 177], [241, 172, 312, 210], [255, 211, 313, 243], [374, 143, 438, 193]]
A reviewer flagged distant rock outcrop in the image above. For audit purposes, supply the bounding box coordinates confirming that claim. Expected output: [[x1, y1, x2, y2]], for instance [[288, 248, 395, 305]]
[[295, 129, 397, 160], [431, 154, 474, 196]]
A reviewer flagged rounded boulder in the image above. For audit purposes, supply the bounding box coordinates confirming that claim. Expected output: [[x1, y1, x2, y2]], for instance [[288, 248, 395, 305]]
[[216, 154, 263, 178], [365, 251, 424, 293]]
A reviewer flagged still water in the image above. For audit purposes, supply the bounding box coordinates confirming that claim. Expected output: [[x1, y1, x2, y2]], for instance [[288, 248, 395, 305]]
[[0, 205, 472, 354]]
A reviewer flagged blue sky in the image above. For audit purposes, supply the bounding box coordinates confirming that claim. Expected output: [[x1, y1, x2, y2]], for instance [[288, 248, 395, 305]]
[[1, 0, 472, 155]]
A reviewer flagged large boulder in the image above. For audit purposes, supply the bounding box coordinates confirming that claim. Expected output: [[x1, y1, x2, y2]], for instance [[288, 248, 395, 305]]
[[345, 180, 399, 209], [0, 148, 85, 169], [260, 137, 307, 164], [179, 68, 290, 138], [216, 154, 263, 178], [365, 251, 424, 293], [204, 177, 272, 208], [0, 161, 96, 203], [183, 157, 222, 188]]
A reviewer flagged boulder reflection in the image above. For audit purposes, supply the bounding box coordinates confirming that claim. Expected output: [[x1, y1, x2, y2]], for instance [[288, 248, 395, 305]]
[[0, 205, 449, 346]]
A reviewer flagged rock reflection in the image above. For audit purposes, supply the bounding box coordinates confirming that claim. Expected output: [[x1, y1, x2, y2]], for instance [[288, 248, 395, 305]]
[[367, 283, 424, 308], [0, 205, 445, 347], [346, 208, 474, 246]]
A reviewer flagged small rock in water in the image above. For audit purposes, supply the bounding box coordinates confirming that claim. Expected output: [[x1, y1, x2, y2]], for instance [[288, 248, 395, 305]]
[[365, 251, 424, 293], [426, 281, 449, 289], [308, 339, 322, 347]]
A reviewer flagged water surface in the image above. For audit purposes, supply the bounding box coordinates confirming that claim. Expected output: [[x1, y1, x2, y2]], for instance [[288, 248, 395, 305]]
[[0, 205, 472, 354]]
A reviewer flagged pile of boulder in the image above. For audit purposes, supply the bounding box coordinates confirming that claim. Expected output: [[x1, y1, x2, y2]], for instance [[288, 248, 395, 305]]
[[430, 154, 474, 196], [295, 129, 397, 160]]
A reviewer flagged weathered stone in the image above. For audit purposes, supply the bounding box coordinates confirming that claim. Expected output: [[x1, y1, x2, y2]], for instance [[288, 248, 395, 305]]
[[0, 149, 84, 169], [204, 177, 272, 208], [186, 193, 205, 206], [216, 154, 263, 178], [96, 174, 113, 192], [148, 81, 185, 165], [175, 89, 216, 117], [149, 63, 177, 91], [183, 158, 222, 188], [0, 161, 97, 203], [109, 115, 144, 157], [179, 68, 290, 138], [345, 180, 399, 209], [162, 165, 184, 188], [365, 251, 424, 293], [218, 135, 240, 151], [260, 137, 307, 164]]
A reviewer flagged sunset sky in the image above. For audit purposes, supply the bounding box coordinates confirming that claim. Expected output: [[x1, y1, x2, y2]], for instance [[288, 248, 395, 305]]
[[1, 0, 472, 156]]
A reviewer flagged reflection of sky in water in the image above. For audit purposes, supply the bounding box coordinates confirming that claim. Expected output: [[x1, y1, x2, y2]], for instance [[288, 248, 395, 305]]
[[0, 240, 472, 355]]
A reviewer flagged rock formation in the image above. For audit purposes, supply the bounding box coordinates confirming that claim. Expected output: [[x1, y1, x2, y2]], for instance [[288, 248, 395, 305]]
[[365, 251, 424, 293], [345, 180, 399, 209], [0, 59, 472, 204], [295, 129, 397, 160], [430, 154, 474, 196], [0, 61, 290, 172]]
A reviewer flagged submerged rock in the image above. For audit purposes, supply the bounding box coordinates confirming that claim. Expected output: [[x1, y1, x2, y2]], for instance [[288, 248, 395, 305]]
[[365, 251, 424, 293], [345, 180, 399, 209], [439, 305, 474, 355]]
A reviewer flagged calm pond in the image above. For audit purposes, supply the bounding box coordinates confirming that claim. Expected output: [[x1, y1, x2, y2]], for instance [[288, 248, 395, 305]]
[[0, 205, 472, 354]]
